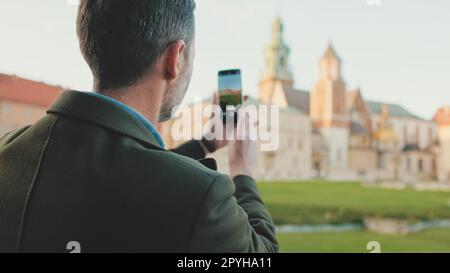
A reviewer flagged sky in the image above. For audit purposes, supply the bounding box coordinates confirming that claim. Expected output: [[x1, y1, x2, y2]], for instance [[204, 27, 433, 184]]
[[0, 0, 449, 119]]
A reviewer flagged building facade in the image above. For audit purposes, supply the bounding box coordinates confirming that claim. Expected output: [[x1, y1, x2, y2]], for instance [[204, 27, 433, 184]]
[[434, 107, 450, 182], [0, 74, 62, 136], [162, 18, 447, 183]]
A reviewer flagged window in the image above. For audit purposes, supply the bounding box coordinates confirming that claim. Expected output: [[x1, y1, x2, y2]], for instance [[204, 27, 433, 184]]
[[428, 128, 433, 145], [416, 125, 420, 144], [406, 157, 411, 172], [403, 125, 408, 144], [378, 154, 384, 169], [314, 161, 321, 171], [418, 159, 424, 172]]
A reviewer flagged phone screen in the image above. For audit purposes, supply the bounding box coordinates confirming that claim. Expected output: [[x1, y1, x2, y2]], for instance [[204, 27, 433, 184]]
[[218, 69, 243, 121]]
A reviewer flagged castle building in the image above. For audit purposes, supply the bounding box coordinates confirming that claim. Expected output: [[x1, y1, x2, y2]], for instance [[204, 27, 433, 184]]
[[255, 17, 312, 180], [258, 18, 441, 182], [0, 23, 445, 183], [310, 44, 350, 176], [159, 17, 446, 182]]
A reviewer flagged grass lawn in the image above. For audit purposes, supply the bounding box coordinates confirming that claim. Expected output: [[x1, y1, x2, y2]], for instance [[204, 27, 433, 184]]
[[278, 229, 450, 253], [258, 181, 450, 225]]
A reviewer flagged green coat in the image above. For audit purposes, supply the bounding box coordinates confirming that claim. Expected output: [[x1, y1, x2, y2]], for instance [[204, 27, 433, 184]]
[[0, 90, 278, 253]]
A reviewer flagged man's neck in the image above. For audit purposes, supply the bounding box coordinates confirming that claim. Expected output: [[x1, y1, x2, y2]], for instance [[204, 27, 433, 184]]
[[96, 82, 164, 125]]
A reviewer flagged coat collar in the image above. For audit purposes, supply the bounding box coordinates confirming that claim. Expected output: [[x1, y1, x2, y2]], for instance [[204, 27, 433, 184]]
[[47, 90, 163, 149]]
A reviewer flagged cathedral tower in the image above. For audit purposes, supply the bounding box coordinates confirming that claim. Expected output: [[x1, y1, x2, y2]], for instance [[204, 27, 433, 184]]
[[310, 43, 350, 170], [259, 17, 294, 107], [434, 106, 450, 182]]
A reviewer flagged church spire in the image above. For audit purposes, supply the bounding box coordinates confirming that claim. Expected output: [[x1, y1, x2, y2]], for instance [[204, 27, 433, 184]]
[[323, 42, 341, 62], [260, 17, 293, 85], [272, 17, 284, 45], [319, 41, 342, 81]]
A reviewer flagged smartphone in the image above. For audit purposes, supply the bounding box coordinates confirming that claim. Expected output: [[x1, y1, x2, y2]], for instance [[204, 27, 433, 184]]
[[218, 69, 243, 124]]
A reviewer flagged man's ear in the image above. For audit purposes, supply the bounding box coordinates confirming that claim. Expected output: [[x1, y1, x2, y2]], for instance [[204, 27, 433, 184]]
[[165, 40, 186, 80]]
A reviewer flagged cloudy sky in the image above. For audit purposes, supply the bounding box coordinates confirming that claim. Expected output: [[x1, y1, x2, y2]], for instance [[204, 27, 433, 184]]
[[0, 0, 449, 119]]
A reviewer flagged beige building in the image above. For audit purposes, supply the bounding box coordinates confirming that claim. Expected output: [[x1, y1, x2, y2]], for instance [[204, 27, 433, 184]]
[[254, 18, 441, 182], [434, 107, 450, 182], [159, 97, 313, 181], [211, 105, 312, 180]]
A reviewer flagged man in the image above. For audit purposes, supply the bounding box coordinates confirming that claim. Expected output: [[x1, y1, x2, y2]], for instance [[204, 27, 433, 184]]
[[0, 0, 278, 253]]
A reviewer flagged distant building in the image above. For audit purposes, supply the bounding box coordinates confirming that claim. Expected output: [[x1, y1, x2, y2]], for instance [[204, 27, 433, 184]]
[[0, 73, 62, 136], [434, 107, 450, 182], [256, 18, 439, 182], [162, 17, 446, 183]]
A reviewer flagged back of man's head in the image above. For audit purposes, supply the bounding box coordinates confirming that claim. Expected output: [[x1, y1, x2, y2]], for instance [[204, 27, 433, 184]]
[[77, 0, 196, 91]]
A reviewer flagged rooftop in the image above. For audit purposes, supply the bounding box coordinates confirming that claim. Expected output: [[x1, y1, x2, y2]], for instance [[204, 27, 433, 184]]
[[282, 85, 310, 114], [322, 42, 341, 62], [0, 73, 62, 107], [366, 101, 423, 120]]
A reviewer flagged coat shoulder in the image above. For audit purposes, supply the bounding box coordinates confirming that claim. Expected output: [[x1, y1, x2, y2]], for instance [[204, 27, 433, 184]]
[[121, 143, 222, 189]]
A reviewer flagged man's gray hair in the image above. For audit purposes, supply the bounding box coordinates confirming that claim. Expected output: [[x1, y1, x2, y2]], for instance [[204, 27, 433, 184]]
[[77, 0, 196, 91]]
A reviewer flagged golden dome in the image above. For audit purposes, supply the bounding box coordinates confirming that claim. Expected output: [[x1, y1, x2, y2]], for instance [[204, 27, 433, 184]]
[[373, 127, 396, 142]]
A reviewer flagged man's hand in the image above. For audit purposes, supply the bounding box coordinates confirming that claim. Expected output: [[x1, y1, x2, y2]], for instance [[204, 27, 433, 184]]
[[208, 93, 228, 150], [199, 93, 228, 155], [228, 110, 258, 178], [201, 93, 245, 155]]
